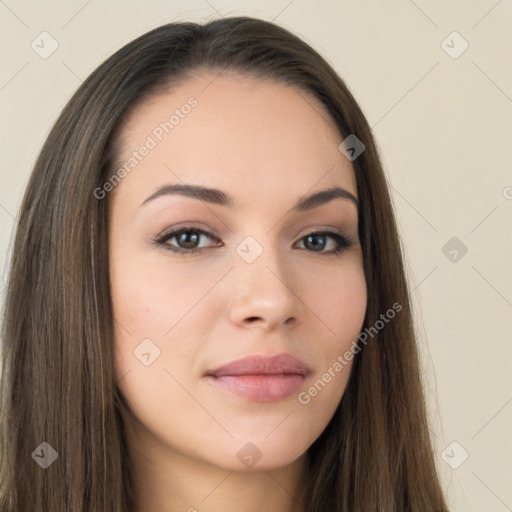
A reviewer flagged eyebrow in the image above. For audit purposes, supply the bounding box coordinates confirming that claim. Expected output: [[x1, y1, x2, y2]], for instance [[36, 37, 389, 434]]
[[141, 183, 358, 211]]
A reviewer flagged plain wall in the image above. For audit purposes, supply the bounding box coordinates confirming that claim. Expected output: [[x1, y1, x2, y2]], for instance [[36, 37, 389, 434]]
[[0, 1, 511, 510]]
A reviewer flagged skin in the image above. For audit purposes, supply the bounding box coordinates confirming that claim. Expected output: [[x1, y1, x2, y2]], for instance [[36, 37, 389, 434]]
[[109, 71, 367, 512]]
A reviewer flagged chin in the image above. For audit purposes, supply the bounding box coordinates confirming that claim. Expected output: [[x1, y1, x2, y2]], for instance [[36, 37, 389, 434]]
[[198, 431, 313, 473]]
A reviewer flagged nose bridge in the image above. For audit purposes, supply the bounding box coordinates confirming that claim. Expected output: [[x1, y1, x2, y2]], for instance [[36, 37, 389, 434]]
[[228, 234, 300, 329]]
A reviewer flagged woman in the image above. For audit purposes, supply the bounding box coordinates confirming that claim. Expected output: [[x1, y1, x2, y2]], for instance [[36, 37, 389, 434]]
[[0, 16, 449, 511]]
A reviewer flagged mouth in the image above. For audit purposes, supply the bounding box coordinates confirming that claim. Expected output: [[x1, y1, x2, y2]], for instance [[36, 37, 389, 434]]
[[204, 353, 311, 402]]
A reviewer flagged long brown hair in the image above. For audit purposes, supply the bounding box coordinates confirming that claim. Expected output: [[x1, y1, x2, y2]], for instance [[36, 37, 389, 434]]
[[0, 17, 448, 511]]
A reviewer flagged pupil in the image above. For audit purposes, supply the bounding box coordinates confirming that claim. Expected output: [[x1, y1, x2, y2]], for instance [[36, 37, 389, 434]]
[[306, 235, 326, 251], [179, 232, 199, 248]]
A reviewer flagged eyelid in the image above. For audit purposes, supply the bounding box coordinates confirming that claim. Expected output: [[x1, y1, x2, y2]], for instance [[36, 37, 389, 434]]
[[294, 225, 352, 241], [155, 223, 221, 241]]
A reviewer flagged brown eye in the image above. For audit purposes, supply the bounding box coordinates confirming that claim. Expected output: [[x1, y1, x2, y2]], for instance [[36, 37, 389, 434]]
[[155, 226, 221, 254], [172, 231, 202, 249]]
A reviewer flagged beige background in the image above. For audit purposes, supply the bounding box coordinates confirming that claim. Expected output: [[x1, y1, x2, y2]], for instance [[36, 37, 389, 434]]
[[1, 1, 511, 510]]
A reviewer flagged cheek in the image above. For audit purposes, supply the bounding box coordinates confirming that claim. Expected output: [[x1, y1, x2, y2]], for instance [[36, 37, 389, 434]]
[[308, 258, 367, 349], [287, 258, 366, 413], [110, 251, 230, 397], [110, 250, 224, 339]]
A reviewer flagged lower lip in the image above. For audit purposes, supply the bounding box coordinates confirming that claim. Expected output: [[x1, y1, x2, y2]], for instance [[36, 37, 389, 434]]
[[207, 374, 306, 402]]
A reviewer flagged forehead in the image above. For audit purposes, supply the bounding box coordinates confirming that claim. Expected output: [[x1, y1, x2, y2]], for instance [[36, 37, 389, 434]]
[[112, 72, 357, 206]]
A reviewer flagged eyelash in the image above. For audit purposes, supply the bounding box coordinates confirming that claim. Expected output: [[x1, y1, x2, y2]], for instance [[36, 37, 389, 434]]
[[152, 224, 354, 256]]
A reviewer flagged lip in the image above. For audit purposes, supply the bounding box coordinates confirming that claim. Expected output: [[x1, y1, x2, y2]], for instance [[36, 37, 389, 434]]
[[204, 353, 311, 402]]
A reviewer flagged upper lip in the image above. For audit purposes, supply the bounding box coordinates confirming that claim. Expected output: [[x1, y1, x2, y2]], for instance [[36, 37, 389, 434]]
[[205, 353, 311, 377]]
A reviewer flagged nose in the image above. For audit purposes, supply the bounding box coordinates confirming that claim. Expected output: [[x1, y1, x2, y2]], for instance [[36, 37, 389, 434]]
[[227, 245, 301, 332]]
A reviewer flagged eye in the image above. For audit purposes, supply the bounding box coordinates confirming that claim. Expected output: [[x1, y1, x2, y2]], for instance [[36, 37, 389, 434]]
[[153, 226, 354, 256], [153, 225, 222, 254], [295, 230, 354, 254]]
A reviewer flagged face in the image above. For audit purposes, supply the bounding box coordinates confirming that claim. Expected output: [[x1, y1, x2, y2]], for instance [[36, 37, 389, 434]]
[[109, 72, 367, 473]]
